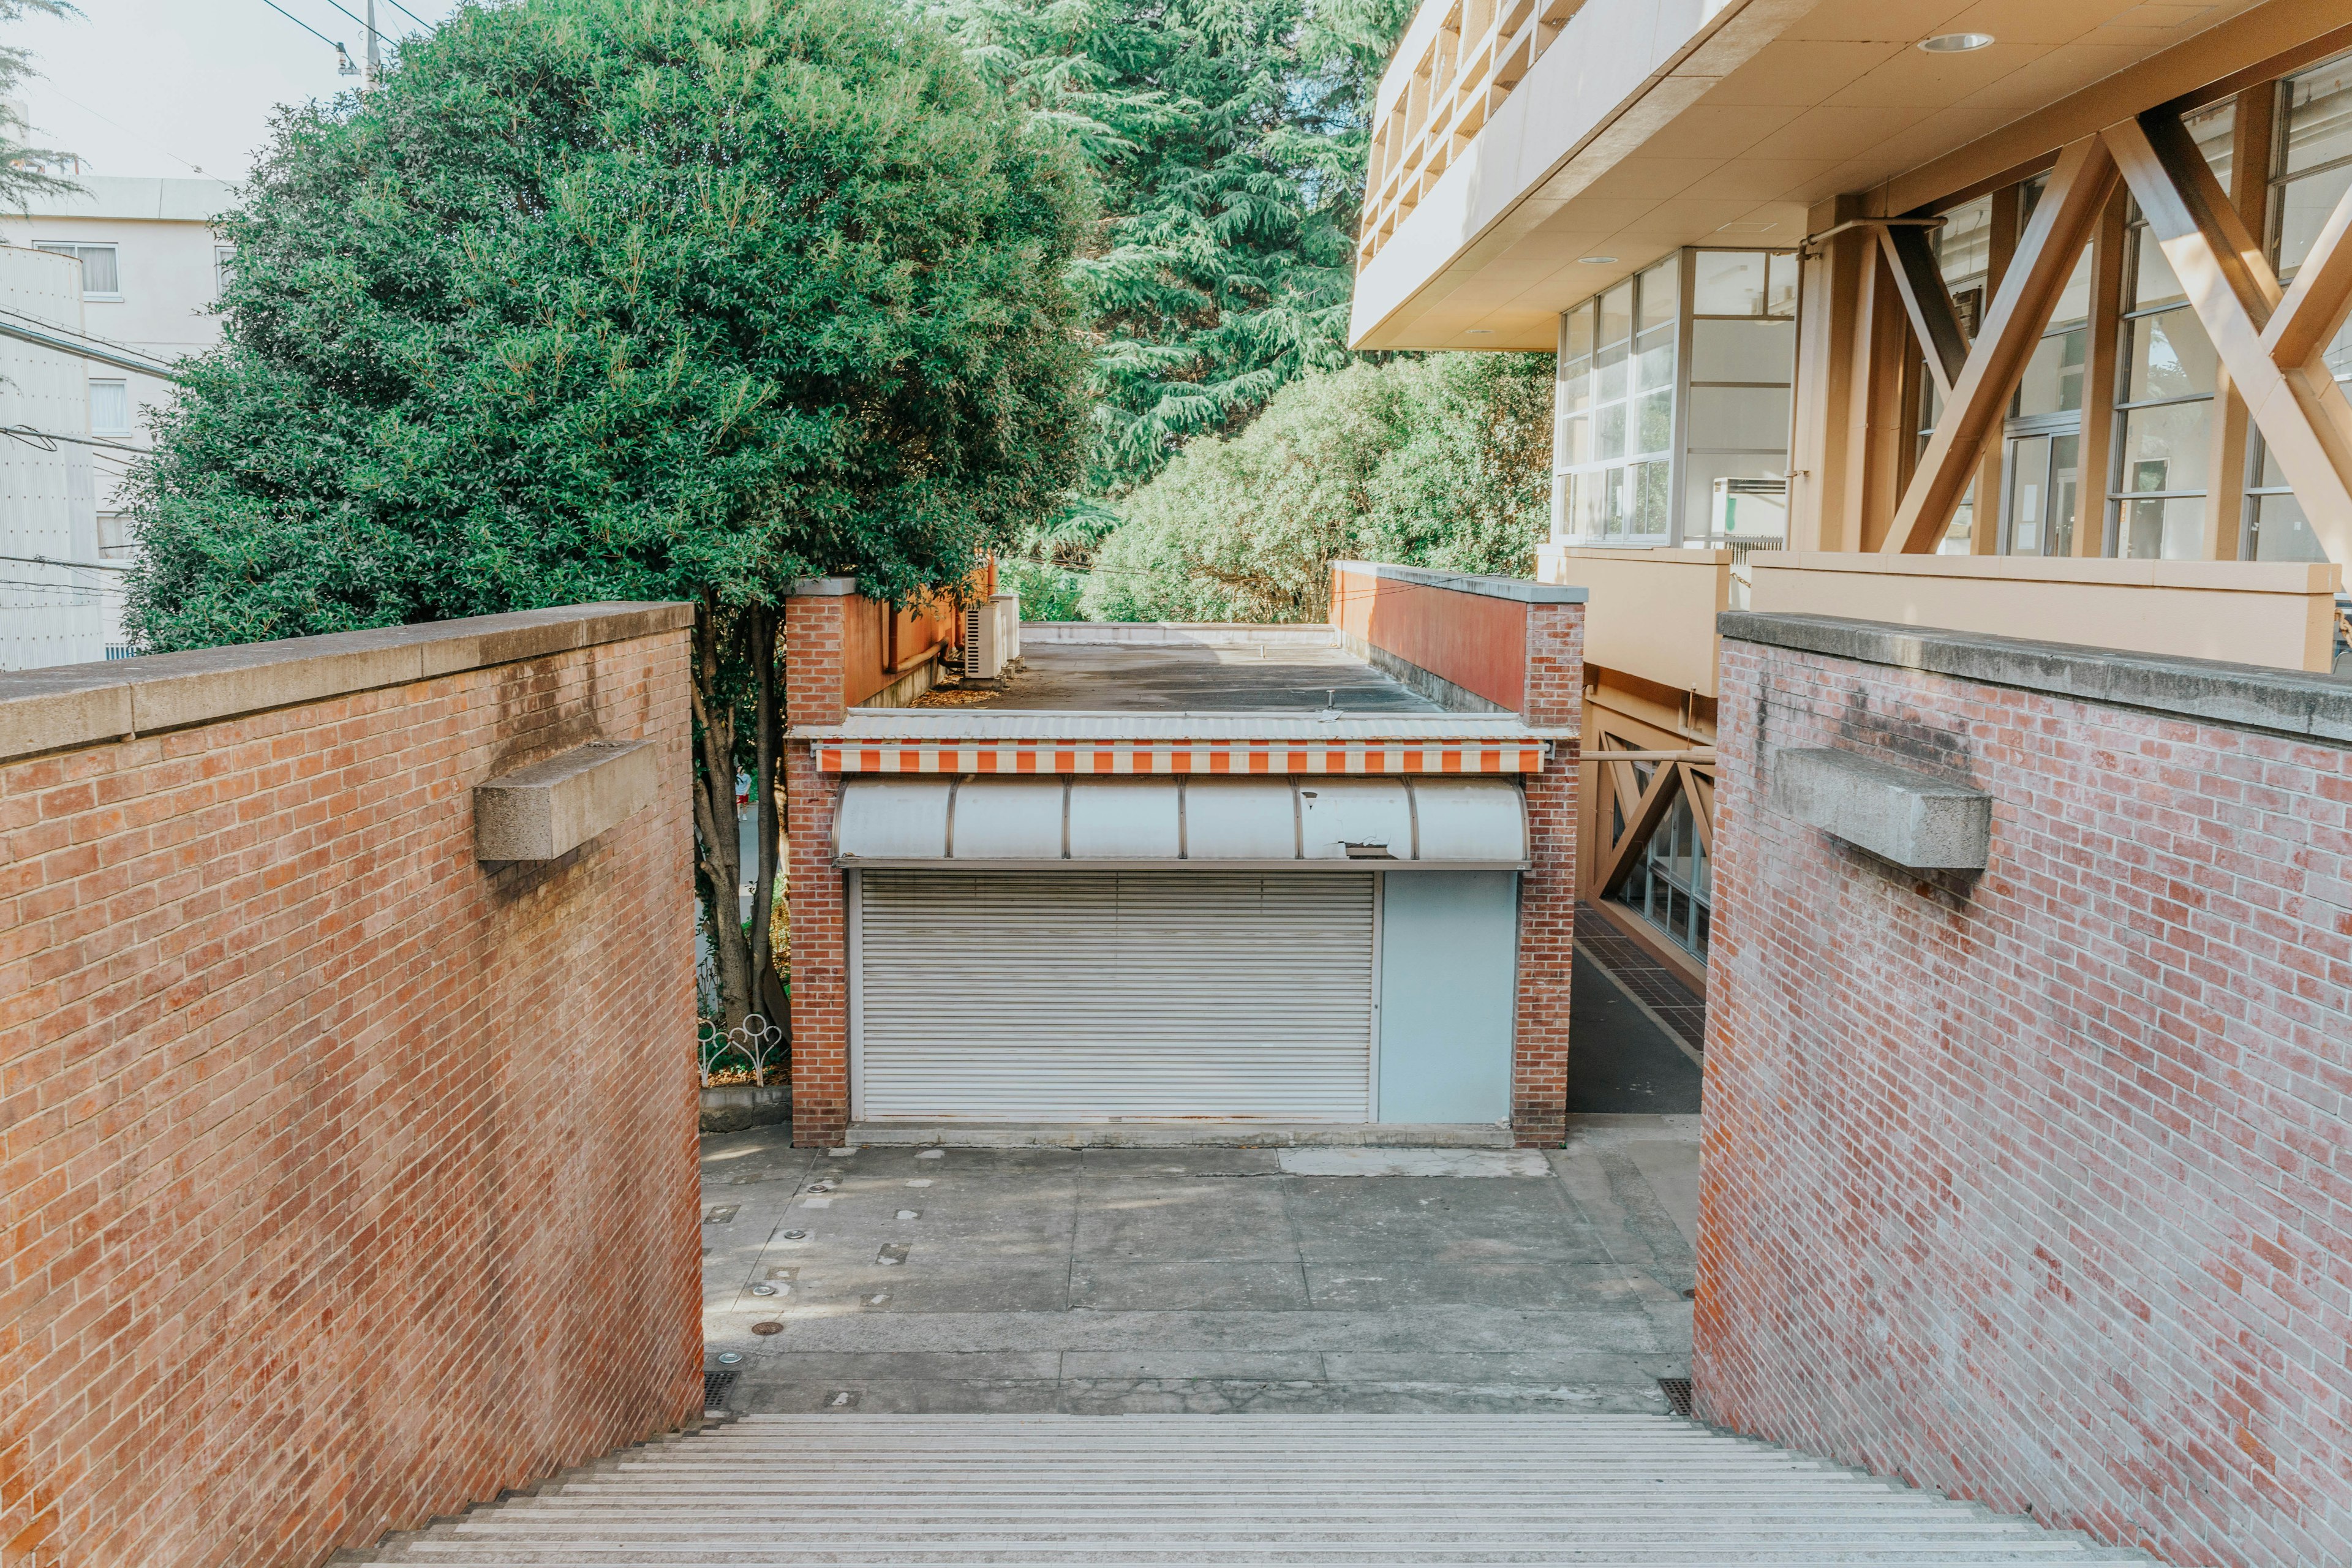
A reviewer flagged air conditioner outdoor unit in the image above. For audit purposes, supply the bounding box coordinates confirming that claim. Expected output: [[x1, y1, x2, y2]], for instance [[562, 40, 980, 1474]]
[[963, 592, 1020, 681]]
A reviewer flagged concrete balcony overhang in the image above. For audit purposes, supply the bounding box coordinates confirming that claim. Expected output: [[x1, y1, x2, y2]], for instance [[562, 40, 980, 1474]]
[[1349, 0, 2323, 353]]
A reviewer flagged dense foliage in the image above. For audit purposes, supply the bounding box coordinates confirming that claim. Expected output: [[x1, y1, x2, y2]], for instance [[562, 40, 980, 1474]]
[[1078, 352, 1554, 622], [124, 0, 1093, 1024], [932, 0, 1413, 501]]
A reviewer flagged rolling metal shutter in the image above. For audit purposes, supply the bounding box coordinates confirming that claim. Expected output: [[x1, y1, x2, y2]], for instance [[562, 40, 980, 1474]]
[[856, 870, 1374, 1121]]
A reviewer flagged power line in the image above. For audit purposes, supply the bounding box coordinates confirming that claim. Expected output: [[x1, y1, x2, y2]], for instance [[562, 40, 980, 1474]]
[[380, 0, 434, 28], [0, 552, 127, 575], [32, 86, 211, 177], [254, 0, 353, 62], [0, 424, 149, 454]]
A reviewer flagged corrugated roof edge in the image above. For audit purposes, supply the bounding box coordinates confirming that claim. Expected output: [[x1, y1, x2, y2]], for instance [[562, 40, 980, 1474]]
[[1333, 560, 1586, 604], [794, 711, 1571, 741], [1719, 611, 2352, 746], [0, 602, 693, 764]]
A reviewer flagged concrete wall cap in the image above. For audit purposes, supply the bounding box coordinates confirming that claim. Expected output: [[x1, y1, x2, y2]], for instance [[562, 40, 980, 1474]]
[[1332, 560, 1588, 604], [0, 601, 691, 763], [1721, 611, 2352, 746], [791, 576, 860, 597]]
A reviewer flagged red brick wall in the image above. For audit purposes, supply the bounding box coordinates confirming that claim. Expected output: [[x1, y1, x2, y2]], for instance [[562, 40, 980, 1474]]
[[784, 590, 849, 1147], [1331, 566, 1529, 712], [1, 617, 703, 1568], [1697, 633, 2352, 1568], [1512, 601, 1583, 1145]]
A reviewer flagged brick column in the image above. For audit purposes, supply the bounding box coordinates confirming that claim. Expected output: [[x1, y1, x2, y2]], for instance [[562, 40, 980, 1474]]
[[1512, 599, 1584, 1146], [785, 580, 852, 1146]]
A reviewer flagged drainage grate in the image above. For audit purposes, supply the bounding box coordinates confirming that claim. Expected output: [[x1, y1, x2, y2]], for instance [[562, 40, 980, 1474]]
[[1658, 1377, 1694, 1418], [703, 1370, 739, 1414]]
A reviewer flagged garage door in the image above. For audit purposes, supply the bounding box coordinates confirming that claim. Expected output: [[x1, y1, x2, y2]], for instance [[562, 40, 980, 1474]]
[[854, 870, 1375, 1121]]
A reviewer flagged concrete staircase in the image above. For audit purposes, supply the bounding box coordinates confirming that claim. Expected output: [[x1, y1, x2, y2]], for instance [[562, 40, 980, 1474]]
[[344, 1414, 2157, 1565]]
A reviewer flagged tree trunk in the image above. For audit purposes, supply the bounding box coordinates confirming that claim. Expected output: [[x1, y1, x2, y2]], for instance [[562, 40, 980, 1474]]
[[688, 596, 755, 1030]]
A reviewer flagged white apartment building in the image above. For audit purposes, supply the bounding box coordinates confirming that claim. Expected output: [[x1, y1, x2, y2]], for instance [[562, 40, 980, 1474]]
[[0, 175, 235, 630], [0, 243, 105, 668]]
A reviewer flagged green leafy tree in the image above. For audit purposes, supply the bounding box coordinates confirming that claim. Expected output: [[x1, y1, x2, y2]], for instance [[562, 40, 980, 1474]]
[[124, 0, 1093, 1029], [1080, 352, 1552, 622]]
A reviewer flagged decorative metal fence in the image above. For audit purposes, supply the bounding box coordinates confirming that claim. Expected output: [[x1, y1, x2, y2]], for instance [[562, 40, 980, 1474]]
[[696, 1013, 786, 1088]]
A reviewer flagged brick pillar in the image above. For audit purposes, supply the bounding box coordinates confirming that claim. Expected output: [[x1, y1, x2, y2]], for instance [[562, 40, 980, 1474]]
[[785, 580, 853, 1146], [1512, 600, 1584, 1146]]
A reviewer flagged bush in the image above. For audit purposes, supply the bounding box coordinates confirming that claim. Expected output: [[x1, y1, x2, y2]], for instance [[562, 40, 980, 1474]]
[[1078, 353, 1551, 622]]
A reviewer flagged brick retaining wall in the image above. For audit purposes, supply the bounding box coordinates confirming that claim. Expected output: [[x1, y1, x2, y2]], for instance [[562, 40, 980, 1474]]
[[1696, 612, 2352, 1568], [1, 605, 703, 1568]]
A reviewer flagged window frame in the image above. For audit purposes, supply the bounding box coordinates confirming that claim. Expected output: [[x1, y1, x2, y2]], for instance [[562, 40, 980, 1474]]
[[35, 241, 123, 301]]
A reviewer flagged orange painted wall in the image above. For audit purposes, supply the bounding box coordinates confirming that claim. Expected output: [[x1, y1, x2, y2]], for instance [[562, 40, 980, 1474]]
[[1331, 567, 1529, 712]]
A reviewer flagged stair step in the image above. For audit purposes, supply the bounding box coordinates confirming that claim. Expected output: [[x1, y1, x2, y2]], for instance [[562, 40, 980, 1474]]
[[338, 1415, 2155, 1566]]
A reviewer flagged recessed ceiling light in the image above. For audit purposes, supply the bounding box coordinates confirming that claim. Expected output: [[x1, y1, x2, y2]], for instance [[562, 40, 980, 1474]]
[[1918, 31, 1994, 52], [1578, 255, 1618, 265], [1464, 328, 1494, 335]]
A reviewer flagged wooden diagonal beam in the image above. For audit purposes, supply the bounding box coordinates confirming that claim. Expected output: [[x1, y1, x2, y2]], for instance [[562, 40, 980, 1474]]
[[1591, 760, 1679, 900], [1676, 763, 1713, 854], [2264, 173, 2352, 370], [2107, 112, 2352, 565], [1882, 135, 2118, 554], [1879, 224, 1970, 396]]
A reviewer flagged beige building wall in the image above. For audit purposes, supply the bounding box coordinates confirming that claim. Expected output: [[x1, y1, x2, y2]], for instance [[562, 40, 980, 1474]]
[[0, 244, 108, 669]]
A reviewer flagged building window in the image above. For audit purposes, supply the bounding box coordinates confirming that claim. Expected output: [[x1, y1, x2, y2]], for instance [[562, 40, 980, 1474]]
[[214, 245, 235, 298], [35, 241, 120, 298], [2245, 55, 2352, 562], [1683, 249, 1796, 546], [89, 379, 131, 437], [2002, 178, 2094, 558], [1553, 248, 1793, 548], [1556, 258, 1678, 543]]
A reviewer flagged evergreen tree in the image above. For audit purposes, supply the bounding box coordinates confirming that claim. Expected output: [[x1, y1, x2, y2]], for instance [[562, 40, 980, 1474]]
[[125, 0, 1093, 1028]]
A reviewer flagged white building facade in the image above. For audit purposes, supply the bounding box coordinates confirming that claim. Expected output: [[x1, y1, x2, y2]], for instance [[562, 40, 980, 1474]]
[[0, 174, 234, 660]]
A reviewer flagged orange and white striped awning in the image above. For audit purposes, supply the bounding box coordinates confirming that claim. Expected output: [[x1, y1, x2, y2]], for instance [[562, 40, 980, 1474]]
[[815, 741, 1548, 775]]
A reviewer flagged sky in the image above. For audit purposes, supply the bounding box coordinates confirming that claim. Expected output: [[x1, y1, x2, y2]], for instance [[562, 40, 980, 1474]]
[[15, 0, 464, 184]]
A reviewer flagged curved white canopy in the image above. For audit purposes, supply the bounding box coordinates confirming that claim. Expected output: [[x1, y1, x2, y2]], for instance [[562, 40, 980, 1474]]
[[834, 776, 1526, 869]]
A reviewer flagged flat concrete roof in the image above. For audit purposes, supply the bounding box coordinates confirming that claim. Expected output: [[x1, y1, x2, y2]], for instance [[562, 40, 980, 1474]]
[[918, 641, 1447, 715]]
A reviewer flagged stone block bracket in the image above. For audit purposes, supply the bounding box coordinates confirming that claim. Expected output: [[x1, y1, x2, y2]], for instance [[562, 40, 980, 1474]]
[[476, 739, 660, 862], [1768, 747, 1991, 871]]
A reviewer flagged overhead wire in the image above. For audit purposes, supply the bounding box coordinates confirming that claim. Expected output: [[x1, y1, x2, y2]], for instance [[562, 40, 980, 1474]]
[[254, 0, 351, 57]]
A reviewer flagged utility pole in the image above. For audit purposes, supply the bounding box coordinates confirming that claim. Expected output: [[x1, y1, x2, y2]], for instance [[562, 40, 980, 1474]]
[[364, 0, 381, 85]]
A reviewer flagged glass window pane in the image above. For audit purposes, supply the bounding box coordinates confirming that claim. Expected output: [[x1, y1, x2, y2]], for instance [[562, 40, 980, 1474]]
[[1557, 412, 1591, 466], [89, 379, 130, 435], [1634, 388, 1673, 454], [2117, 494, 2206, 559], [2277, 161, 2352, 277], [1691, 318, 1794, 382], [1550, 472, 1569, 533], [2015, 326, 2087, 416], [1632, 460, 1671, 535], [1599, 466, 1627, 537], [1596, 349, 1627, 403], [2130, 220, 2185, 311], [81, 246, 119, 293], [1692, 251, 1767, 315], [1687, 384, 1789, 449], [1599, 282, 1634, 347], [2250, 492, 2331, 561], [1765, 251, 1798, 317], [1596, 402, 1626, 461], [2118, 400, 2212, 494], [1562, 361, 1594, 413], [1635, 332, 1675, 391], [1940, 484, 1974, 555], [2125, 307, 2217, 402], [1683, 453, 1789, 541], [1936, 197, 1991, 292], [1562, 306, 1594, 363], [1637, 257, 1677, 333], [2184, 99, 2235, 196], [2050, 246, 2094, 329], [2048, 434, 2079, 559], [2007, 434, 2052, 556], [2282, 56, 2352, 178]]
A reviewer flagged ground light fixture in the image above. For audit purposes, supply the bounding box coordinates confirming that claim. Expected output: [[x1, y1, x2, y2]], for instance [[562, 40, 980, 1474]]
[[1919, 32, 1994, 52]]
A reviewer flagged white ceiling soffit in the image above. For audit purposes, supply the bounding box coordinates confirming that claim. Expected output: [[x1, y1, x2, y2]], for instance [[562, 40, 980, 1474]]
[[1349, 0, 2278, 352], [834, 777, 1531, 869]]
